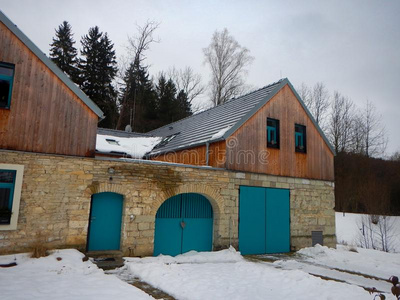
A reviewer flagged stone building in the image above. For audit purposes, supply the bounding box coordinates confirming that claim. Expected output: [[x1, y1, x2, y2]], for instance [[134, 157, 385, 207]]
[[0, 10, 336, 256]]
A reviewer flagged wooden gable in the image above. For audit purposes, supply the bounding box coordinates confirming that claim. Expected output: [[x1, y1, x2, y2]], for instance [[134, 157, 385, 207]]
[[0, 20, 99, 157], [226, 84, 334, 181]]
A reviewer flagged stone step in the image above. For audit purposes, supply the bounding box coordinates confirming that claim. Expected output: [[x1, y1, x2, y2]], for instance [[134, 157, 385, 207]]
[[93, 257, 125, 271], [86, 250, 123, 258]]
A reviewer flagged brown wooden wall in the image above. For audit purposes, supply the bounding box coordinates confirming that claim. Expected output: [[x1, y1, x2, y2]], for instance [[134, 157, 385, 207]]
[[149, 84, 334, 181], [226, 84, 334, 181], [151, 145, 207, 166], [0, 21, 98, 157]]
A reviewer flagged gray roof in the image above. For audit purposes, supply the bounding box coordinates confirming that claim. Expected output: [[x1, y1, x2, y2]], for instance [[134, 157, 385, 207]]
[[147, 78, 335, 155], [97, 128, 154, 138], [0, 10, 104, 118]]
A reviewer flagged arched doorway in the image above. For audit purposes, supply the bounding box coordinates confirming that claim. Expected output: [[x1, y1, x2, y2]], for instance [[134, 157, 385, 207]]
[[154, 193, 213, 256], [87, 192, 123, 251]]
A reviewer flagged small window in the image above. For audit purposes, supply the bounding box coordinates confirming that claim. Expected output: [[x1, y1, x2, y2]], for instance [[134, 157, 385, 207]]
[[154, 133, 179, 149], [267, 118, 279, 149], [0, 170, 16, 225], [0, 62, 15, 109], [295, 124, 306, 153], [106, 139, 120, 146]]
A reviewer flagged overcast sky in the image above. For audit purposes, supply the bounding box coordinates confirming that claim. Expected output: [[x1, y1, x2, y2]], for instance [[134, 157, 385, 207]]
[[1, 0, 399, 154]]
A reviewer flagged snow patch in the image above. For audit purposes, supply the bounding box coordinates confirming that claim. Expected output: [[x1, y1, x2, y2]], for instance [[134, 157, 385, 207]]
[[96, 134, 162, 158], [0, 249, 153, 300], [210, 125, 233, 140], [124, 247, 370, 300]]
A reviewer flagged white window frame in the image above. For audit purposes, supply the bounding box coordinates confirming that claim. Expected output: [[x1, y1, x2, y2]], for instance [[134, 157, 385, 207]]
[[0, 164, 24, 230]]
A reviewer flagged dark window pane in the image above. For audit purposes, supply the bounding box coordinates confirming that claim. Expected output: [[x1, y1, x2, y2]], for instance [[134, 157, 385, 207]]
[[0, 187, 12, 224], [0, 66, 14, 76], [0, 79, 10, 107], [0, 170, 15, 183], [0, 188, 11, 209]]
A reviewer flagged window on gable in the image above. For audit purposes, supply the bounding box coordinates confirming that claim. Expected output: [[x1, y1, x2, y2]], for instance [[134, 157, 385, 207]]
[[267, 118, 280, 149], [0, 62, 15, 109], [295, 124, 307, 153], [0, 170, 16, 225]]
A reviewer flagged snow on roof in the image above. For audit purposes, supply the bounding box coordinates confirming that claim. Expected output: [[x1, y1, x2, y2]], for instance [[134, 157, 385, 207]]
[[96, 134, 162, 158], [210, 125, 233, 140]]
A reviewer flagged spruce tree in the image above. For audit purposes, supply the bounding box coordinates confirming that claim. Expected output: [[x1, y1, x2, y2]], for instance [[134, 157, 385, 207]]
[[156, 75, 178, 125], [175, 90, 192, 120], [49, 21, 79, 83], [79, 27, 118, 128], [117, 62, 158, 132]]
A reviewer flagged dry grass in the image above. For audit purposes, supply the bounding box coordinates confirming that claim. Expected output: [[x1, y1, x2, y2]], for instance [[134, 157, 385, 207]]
[[30, 242, 49, 258], [29, 234, 50, 258]]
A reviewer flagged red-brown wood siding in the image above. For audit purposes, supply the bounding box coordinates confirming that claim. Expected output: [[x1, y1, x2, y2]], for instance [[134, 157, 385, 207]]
[[149, 84, 334, 181], [150, 145, 207, 166], [0, 21, 98, 157], [226, 84, 334, 180]]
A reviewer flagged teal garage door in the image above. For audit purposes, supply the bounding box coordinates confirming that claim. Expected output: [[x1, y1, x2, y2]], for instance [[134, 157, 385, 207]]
[[87, 192, 123, 251], [154, 193, 213, 256], [239, 186, 290, 255]]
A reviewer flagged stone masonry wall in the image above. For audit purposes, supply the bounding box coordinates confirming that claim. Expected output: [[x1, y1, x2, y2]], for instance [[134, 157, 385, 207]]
[[0, 150, 336, 256]]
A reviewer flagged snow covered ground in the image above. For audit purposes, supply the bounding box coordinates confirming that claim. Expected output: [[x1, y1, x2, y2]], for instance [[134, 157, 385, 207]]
[[1, 213, 399, 299], [336, 212, 400, 252], [121, 247, 375, 300], [0, 249, 153, 300], [270, 245, 399, 294]]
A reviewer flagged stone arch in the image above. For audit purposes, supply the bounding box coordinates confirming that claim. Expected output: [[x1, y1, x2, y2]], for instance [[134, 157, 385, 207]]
[[150, 183, 224, 217], [86, 181, 131, 198]]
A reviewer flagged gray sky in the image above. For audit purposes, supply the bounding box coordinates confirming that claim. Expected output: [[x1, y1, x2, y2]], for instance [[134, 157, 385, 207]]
[[1, 0, 399, 154]]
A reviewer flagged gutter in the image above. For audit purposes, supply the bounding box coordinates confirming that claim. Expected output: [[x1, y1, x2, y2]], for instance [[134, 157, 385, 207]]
[[206, 142, 210, 166]]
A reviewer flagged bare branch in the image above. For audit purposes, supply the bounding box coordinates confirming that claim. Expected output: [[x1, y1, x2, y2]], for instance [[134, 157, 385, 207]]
[[203, 28, 254, 106], [168, 66, 205, 104], [127, 20, 160, 68]]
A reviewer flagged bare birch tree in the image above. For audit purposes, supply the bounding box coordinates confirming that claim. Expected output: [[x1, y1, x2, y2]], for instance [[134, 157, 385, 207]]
[[203, 28, 254, 106]]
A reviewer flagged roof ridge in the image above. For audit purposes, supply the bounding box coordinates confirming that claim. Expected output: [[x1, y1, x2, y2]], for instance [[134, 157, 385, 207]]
[[97, 127, 155, 137], [148, 78, 286, 134]]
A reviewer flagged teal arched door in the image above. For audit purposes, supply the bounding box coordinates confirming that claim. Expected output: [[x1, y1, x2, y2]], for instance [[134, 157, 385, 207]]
[[154, 193, 213, 256], [87, 192, 123, 251]]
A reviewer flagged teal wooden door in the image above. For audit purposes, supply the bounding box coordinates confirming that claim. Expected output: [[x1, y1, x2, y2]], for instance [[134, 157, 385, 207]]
[[238, 186, 266, 255], [154, 193, 213, 256], [265, 188, 290, 253], [154, 195, 183, 256], [87, 192, 123, 251], [239, 186, 290, 255]]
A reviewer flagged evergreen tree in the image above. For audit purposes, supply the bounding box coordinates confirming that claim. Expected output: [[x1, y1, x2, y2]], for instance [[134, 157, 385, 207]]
[[156, 75, 177, 125], [79, 27, 118, 128], [49, 21, 79, 83], [154, 75, 192, 128], [117, 62, 158, 132], [175, 90, 192, 120]]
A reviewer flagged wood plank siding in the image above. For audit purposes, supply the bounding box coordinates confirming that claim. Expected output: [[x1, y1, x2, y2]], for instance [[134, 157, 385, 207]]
[[150, 84, 334, 181], [226, 84, 334, 181], [0, 22, 98, 157], [151, 145, 207, 166]]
